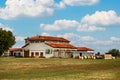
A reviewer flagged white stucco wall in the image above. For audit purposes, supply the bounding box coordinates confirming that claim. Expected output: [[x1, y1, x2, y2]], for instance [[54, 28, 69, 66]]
[[23, 43, 54, 58], [30, 43, 52, 50]]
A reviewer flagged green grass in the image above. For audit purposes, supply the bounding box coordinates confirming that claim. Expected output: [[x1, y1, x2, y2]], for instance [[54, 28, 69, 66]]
[[0, 58, 120, 80]]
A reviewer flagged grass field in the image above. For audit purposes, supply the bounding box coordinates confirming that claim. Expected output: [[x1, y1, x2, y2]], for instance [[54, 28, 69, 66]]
[[0, 58, 120, 80]]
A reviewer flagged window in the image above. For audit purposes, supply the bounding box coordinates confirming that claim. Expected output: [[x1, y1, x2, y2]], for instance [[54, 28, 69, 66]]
[[79, 53, 82, 56], [30, 41, 34, 43], [41, 40, 45, 42], [18, 53, 21, 56], [35, 52, 39, 56], [35, 41, 39, 43], [45, 49, 52, 54]]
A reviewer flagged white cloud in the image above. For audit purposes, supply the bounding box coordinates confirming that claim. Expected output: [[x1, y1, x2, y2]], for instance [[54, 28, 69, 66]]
[[92, 40, 113, 45], [58, 33, 98, 49], [40, 19, 105, 32], [41, 32, 51, 36], [40, 19, 79, 31], [57, 33, 120, 53], [13, 41, 24, 48], [58, 33, 95, 42], [63, 0, 99, 6], [58, 33, 84, 46], [0, 0, 64, 20], [58, 33, 79, 39], [0, 23, 13, 31], [13, 36, 26, 48], [40, 24, 60, 31], [110, 37, 120, 41], [0, 0, 99, 20], [81, 10, 120, 26], [40, 10, 120, 32], [81, 36, 95, 41], [15, 36, 25, 41], [77, 10, 120, 32], [77, 24, 105, 32]]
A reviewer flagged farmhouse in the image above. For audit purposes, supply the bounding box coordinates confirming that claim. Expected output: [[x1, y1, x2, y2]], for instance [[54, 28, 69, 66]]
[[8, 35, 95, 58], [22, 36, 77, 58]]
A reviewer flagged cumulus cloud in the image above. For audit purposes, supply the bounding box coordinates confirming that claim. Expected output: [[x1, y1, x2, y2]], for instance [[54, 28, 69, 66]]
[[58, 33, 80, 39], [58, 33, 98, 48], [58, 33, 86, 46], [0, 0, 99, 20], [0, 23, 13, 31], [92, 40, 113, 45], [41, 32, 51, 36], [40, 19, 79, 31], [0, 0, 64, 19], [15, 36, 25, 41], [77, 10, 120, 32], [77, 24, 105, 32], [81, 10, 120, 26], [110, 37, 120, 41], [58, 33, 95, 43], [81, 36, 95, 41], [40, 19, 105, 32], [62, 0, 99, 6], [58, 33, 120, 53], [40, 10, 120, 32], [13, 36, 26, 48]]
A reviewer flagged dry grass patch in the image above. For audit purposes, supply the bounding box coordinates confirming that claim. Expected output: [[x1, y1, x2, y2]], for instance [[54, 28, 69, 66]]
[[87, 70, 115, 80], [0, 58, 120, 80]]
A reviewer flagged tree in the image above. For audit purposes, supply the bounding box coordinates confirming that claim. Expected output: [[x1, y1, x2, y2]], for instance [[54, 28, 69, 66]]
[[0, 28, 15, 56], [106, 49, 120, 57]]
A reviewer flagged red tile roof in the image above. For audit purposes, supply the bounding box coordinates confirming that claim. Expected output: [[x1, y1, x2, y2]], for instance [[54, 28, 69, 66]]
[[9, 48, 22, 51], [76, 47, 94, 51], [46, 43, 76, 49], [25, 36, 70, 42]]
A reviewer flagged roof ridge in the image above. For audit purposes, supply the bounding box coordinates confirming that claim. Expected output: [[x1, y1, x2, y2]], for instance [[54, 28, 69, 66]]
[[46, 43, 76, 49], [25, 35, 70, 42], [76, 47, 94, 51]]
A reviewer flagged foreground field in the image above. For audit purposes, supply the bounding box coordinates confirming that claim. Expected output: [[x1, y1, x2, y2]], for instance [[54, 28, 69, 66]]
[[0, 58, 120, 80]]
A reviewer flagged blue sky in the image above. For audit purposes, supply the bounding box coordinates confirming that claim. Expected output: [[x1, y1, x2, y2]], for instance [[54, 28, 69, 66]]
[[0, 0, 120, 53]]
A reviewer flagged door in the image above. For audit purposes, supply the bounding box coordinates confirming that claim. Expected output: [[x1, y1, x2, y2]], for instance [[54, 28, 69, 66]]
[[40, 52, 43, 57], [24, 50, 29, 57], [31, 52, 34, 57]]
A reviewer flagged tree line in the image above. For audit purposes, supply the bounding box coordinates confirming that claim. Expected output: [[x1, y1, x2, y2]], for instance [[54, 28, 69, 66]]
[[105, 49, 120, 57]]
